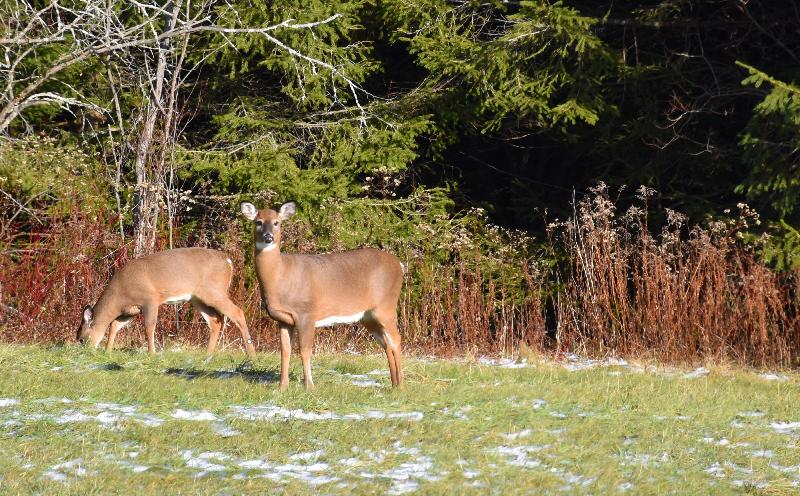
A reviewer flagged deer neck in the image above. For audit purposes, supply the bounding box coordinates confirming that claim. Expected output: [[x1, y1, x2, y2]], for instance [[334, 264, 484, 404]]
[[254, 244, 286, 295], [90, 291, 120, 337]]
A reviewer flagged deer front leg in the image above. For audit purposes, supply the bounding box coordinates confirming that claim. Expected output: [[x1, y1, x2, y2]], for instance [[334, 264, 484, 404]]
[[142, 304, 159, 354], [106, 317, 132, 352], [298, 324, 315, 389], [279, 324, 293, 390]]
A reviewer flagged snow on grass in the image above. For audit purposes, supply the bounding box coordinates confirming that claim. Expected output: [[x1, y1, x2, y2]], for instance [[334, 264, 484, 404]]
[[758, 372, 789, 382], [618, 452, 670, 467], [51, 402, 165, 427], [0, 398, 18, 407], [701, 437, 731, 446], [501, 428, 533, 441], [771, 421, 800, 433], [488, 445, 549, 469], [181, 450, 230, 477], [171, 409, 218, 421], [618, 482, 634, 492], [737, 411, 765, 418], [682, 367, 709, 379], [478, 357, 529, 369], [3, 398, 425, 432], [42, 458, 88, 482], [229, 403, 424, 422], [177, 448, 339, 485], [211, 422, 241, 437], [289, 450, 325, 462]]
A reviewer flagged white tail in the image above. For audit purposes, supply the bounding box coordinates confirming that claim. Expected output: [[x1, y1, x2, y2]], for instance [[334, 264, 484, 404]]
[[77, 247, 255, 358], [240, 202, 404, 389]]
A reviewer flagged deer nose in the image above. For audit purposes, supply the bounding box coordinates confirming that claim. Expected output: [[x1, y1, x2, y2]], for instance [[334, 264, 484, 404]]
[[263, 233, 274, 244]]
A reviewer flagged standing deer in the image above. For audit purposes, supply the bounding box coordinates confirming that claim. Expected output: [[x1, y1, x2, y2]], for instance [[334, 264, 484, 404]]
[[77, 247, 256, 359], [240, 202, 404, 389]]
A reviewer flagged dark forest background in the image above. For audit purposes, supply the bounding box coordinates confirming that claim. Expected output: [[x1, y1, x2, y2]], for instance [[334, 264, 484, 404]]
[[2, 0, 800, 365]]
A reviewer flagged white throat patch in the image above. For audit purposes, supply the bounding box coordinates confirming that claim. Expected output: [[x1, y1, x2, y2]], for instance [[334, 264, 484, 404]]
[[256, 242, 278, 253]]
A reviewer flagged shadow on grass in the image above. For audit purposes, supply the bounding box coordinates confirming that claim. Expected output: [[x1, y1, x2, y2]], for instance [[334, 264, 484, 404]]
[[165, 366, 281, 384]]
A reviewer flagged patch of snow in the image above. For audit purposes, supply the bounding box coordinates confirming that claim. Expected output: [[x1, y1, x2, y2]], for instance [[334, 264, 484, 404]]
[[171, 409, 218, 421], [772, 421, 800, 433], [738, 411, 765, 418], [532, 399, 547, 410], [619, 452, 670, 467], [705, 463, 725, 478], [477, 357, 528, 369], [211, 422, 241, 437], [352, 379, 382, 388], [231, 403, 338, 422], [683, 367, 709, 379], [42, 470, 68, 482], [47, 402, 165, 427], [0, 399, 18, 407], [770, 463, 800, 474], [181, 450, 230, 477], [502, 428, 533, 441], [758, 373, 789, 382], [289, 450, 324, 462], [489, 445, 549, 468], [43, 458, 87, 482], [701, 437, 730, 446]]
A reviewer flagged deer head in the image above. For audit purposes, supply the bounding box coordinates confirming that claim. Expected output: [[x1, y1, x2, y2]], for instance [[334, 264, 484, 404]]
[[240, 201, 296, 253]]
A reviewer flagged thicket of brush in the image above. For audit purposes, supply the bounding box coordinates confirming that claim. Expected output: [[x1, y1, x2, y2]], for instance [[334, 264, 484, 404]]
[[1, 147, 798, 367]]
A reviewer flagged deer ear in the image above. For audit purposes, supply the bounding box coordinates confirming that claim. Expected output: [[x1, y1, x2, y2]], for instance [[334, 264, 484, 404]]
[[279, 202, 296, 220], [83, 305, 93, 323], [240, 202, 257, 221]]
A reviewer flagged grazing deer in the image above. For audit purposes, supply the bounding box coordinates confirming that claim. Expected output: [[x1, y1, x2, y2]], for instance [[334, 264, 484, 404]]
[[240, 202, 404, 389], [77, 247, 256, 359]]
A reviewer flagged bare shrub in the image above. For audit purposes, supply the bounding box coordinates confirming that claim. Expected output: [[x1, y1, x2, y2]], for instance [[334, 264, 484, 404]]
[[1, 183, 798, 367]]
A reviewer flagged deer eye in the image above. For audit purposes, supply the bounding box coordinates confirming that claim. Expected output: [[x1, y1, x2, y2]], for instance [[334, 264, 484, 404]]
[[273, 221, 280, 227], [255, 220, 263, 228]]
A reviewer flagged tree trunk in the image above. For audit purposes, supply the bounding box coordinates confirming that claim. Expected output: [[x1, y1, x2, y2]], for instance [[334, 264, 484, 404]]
[[132, 2, 182, 257]]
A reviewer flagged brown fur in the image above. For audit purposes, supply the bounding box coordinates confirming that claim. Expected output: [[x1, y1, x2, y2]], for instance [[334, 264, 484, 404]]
[[241, 202, 404, 389], [77, 247, 255, 358]]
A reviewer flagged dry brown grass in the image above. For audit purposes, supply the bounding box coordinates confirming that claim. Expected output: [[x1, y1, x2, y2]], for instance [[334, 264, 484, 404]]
[[1, 186, 798, 367]]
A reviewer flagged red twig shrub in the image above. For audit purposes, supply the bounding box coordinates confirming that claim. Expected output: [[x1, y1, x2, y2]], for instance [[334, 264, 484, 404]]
[[1, 184, 798, 367]]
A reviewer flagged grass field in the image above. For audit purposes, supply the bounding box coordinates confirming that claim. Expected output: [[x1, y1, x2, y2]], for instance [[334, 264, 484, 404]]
[[0, 344, 798, 495]]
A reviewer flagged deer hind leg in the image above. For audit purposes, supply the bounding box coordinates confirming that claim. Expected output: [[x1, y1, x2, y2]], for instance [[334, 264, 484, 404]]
[[106, 317, 132, 352], [365, 320, 397, 387], [192, 300, 224, 355], [203, 295, 256, 360], [297, 324, 315, 389], [279, 324, 293, 391], [142, 304, 160, 354], [367, 312, 403, 387]]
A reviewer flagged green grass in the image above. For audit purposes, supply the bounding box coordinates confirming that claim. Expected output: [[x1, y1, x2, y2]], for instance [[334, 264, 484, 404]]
[[0, 344, 798, 495]]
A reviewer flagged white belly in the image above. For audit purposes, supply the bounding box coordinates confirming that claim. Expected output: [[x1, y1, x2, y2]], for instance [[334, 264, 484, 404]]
[[163, 293, 192, 304], [314, 311, 366, 328]]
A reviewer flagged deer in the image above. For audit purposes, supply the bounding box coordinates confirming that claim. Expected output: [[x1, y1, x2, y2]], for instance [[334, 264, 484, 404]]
[[240, 201, 404, 389], [77, 247, 257, 359]]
